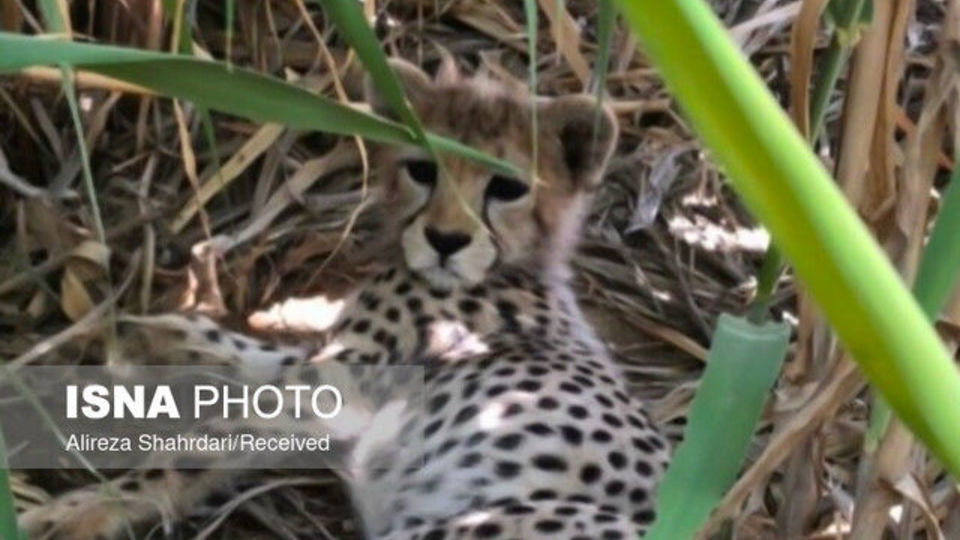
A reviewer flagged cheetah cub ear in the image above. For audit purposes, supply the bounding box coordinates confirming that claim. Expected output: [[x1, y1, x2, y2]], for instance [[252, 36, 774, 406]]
[[539, 95, 619, 190], [364, 58, 433, 119]]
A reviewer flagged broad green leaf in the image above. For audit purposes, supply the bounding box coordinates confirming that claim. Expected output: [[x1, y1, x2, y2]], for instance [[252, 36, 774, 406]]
[[618, 0, 960, 476], [0, 33, 517, 175], [646, 315, 789, 540], [0, 33, 416, 143]]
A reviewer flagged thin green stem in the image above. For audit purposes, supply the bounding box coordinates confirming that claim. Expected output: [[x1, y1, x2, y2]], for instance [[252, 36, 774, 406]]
[[592, 0, 616, 146], [62, 67, 108, 245], [592, 0, 616, 98], [808, 41, 847, 142], [810, 0, 869, 140], [37, 1, 107, 247], [0, 430, 22, 540], [748, 245, 782, 323], [524, 0, 538, 172], [225, 0, 235, 67]]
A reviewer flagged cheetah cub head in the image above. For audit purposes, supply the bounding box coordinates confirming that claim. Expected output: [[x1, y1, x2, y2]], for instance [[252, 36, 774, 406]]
[[367, 60, 618, 290]]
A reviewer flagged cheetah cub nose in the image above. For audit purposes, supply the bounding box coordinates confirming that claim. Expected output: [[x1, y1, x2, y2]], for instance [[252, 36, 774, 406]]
[[424, 226, 472, 258]]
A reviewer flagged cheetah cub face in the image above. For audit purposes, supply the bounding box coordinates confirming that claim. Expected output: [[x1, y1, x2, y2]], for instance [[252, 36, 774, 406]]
[[367, 60, 618, 290]]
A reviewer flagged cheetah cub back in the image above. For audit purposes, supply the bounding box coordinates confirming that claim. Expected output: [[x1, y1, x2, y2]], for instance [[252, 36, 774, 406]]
[[20, 60, 670, 540]]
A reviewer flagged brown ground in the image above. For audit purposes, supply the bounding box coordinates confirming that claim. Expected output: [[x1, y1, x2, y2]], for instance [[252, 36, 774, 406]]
[[1, 0, 956, 538]]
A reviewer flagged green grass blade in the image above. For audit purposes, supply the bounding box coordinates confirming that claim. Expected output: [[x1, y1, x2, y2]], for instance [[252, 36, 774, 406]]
[[62, 69, 107, 244], [591, 0, 616, 99], [0, 33, 517, 174], [316, 0, 426, 143], [37, 0, 68, 33], [523, 0, 538, 168], [424, 135, 517, 176], [590, 0, 616, 149], [826, 0, 874, 29], [34, 3, 108, 247], [0, 430, 23, 540], [914, 170, 960, 320], [316, 0, 519, 178], [617, 0, 960, 476], [6, 12, 110, 538], [809, 0, 871, 141], [0, 33, 416, 143], [646, 315, 789, 540], [751, 0, 871, 318], [225, 0, 235, 67], [161, 0, 194, 54], [867, 155, 960, 449]]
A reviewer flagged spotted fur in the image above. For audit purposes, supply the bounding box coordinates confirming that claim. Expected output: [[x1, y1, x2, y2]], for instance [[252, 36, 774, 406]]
[[20, 60, 669, 540]]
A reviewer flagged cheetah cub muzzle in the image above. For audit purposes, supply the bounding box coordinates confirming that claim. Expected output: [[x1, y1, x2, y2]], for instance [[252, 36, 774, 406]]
[[19, 59, 671, 540]]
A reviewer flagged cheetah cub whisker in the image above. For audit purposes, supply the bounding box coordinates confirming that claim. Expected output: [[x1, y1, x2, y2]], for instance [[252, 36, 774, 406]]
[[20, 59, 670, 540]]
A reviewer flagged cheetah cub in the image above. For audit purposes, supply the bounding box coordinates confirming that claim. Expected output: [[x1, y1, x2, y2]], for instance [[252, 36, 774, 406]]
[[21, 60, 670, 539]]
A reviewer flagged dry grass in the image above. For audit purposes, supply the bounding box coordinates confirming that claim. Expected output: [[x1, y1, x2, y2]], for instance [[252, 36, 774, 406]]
[[0, 0, 956, 538]]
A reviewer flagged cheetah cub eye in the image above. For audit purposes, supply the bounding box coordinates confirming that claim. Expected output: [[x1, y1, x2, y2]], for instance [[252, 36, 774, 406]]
[[367, 59, 618, 289], [485, 175, 529, 202], [403, 160, 438, 188]]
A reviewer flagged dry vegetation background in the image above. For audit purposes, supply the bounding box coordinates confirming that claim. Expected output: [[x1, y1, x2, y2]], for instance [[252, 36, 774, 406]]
[[0, 0, 958, 538]]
